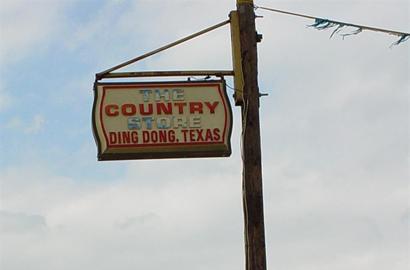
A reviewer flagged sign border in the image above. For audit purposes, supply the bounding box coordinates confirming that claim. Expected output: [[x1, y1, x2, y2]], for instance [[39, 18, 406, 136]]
[[92, 79, 233, 161]]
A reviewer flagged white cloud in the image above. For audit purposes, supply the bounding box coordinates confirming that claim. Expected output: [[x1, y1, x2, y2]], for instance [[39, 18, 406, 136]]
[[0, 162, 244, 270], [0, 86, 12, 111], [0, 0, 67, 65], [0, 211, 47, 234], [5, 114, 46, 134], [24, 114, 46, 134]]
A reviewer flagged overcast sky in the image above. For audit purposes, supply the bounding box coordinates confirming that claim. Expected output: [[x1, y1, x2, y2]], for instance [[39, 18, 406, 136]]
[[0, 0, 409, 269]]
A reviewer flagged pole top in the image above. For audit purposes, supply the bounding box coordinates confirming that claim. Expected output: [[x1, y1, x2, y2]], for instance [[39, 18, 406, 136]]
[[237, 0, 253, 4]]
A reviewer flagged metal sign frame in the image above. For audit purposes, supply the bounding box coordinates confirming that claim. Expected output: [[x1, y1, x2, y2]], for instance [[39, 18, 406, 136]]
[[92, 79, 233, 161]]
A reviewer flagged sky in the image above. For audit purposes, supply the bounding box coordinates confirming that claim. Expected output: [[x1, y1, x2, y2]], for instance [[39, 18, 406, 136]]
[[0, 0, 409, 269]]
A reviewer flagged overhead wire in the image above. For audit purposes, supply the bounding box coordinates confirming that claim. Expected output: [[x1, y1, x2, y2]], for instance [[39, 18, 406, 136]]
[[254, 5, 410, 46]]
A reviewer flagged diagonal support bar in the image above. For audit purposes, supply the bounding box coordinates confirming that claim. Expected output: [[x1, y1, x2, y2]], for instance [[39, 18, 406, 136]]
[[96, 19, 231, 80]]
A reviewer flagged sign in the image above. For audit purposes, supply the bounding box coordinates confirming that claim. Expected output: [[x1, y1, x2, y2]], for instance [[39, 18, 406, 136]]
[[92, 80, 232, 160]]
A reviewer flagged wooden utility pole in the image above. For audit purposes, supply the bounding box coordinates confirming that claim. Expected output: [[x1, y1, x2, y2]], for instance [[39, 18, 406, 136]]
[[236, 1, 267, 270]]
